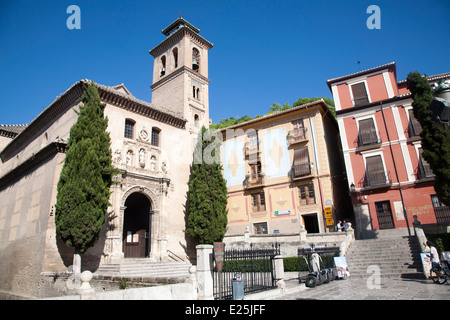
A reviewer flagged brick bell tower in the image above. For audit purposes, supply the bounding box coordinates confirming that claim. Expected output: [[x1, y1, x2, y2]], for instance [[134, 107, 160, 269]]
[[149, 17, 213, 135]]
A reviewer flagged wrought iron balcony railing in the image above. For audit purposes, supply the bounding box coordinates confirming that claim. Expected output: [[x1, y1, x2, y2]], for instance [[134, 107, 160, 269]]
[[291, 163, 312, 179], [362, 171, 392, 188]]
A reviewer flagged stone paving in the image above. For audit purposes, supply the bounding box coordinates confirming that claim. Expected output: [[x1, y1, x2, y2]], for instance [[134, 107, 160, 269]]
[[272, 277, 450, 300]]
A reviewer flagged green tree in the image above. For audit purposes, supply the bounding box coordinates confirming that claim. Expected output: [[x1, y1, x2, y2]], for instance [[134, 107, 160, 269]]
[[55, 82, 119, 270], [293, 97, 336, 117], [185, 126, 228, 244], [406, 71, 450, 206]]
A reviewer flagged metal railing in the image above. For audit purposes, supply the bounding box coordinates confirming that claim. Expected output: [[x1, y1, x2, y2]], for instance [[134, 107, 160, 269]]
[[362, 171, 392, 188], [213, 244, 280, 300], [357, 130, 381, 147], [292, 163, 312, 178], [244, 173, 265, 188]]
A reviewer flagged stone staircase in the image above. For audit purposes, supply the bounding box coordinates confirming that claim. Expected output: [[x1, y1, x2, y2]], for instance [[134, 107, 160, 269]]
[[345, 229, 424, 279], [94, 259, 192, 281]]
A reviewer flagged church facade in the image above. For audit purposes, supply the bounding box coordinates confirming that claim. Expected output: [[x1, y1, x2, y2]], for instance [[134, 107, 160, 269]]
[[0, 17, 211, 298]]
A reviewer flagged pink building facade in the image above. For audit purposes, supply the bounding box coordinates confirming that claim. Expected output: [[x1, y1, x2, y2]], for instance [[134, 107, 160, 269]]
[[327, 62, 450, 237]]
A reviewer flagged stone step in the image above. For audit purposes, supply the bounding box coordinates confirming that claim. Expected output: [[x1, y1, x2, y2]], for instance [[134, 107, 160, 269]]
[[344, 234, 422, 279], [94, 261, 192, 278]]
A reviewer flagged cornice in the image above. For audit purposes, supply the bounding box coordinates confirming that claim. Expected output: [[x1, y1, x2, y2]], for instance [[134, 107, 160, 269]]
[[150, 65, 210, 91], [0, 141, 67, 191], [1, 80, 187, 163], [149, 27, 213, 57]]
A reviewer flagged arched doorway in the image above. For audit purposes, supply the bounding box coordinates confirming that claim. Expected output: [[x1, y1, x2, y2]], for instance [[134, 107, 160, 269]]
[[122, 192, 152, 258]]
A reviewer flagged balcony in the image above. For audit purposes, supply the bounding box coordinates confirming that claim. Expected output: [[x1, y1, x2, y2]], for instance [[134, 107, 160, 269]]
[[244, 141, 259, 157], [244, 173, 265, 189], [287, 128, 308, 146], [291, 162, 313, 180], [356, 130, 382, 149], [361, 171, 392, 189]]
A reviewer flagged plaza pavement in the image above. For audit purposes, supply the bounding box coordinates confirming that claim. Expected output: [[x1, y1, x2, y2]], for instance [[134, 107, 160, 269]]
[[244, 272, 450, 300]]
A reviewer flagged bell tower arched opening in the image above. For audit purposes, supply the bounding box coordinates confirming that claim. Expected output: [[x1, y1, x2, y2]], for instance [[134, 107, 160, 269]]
[[122, 192, 152, 258]]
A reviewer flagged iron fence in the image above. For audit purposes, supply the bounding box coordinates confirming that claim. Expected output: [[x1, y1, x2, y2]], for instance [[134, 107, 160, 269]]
[[213, 243, 280, 300]]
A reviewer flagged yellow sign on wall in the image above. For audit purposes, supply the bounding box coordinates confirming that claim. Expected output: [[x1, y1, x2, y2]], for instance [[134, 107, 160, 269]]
[[324, 206, 332, 218], [326, 218, 334, 226]]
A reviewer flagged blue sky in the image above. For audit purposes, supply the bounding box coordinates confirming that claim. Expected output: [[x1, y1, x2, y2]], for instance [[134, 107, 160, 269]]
[[1, 0, 449, 125]]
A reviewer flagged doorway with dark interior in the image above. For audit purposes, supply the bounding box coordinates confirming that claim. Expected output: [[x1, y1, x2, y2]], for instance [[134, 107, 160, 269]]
[[302, 213, 320, 233], [122, 192, 152, 258]]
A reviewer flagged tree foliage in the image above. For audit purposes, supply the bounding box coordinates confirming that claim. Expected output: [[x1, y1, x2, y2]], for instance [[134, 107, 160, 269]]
[[406, 71, 450, 206], [55, 82, 119, 254], [185, 126, 228, 244], [210, 97, 335, 130]]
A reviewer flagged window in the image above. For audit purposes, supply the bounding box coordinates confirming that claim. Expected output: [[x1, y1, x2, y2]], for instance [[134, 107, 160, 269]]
[[408, 109, 422, 136], [172, 47, 178, 68], [194, 114, 200, 128], [292, 147, 311, 177], [151, 128, 160, 147], [250, 162, 262, 179], [292, 119, 306, 139], [431, 195, 450, 224], [253, 222, 268, 235], [192, 48, 200, 72], [160, 55, 166, 76], [365, 155, 387, 186], [299, 184, 315, 205], [418, 147, 434, 178], [192, 85, 200, 99], [124, 119, 135, 139], [351, 82, 369, 106], [251, 192, 266, 212], [358, 118, 379, 146]]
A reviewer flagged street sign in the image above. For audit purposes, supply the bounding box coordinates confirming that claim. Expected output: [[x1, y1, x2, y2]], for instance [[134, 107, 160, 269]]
[[324, 206, 332, 218]]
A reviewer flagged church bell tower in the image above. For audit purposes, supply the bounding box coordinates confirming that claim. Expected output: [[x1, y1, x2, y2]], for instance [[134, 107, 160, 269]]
[[149, 17, 213, 134]]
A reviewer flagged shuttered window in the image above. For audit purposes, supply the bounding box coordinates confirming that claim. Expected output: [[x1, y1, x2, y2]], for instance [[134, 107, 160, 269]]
[[358, 118, 379, 145], [418, 147, 433, 178], [351, 82, 369, 106], [293, 147, 310, 177], [408, 109, 422, 136], [365, 155, 386, 186], [299, 184, 315, 205], [251, 192, 266, 212]]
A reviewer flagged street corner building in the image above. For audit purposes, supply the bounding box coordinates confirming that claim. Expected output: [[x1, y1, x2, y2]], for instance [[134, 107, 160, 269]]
[[0, 17, 212, 298], [326, 62, 450, 238], [218, 99, 353, 240]]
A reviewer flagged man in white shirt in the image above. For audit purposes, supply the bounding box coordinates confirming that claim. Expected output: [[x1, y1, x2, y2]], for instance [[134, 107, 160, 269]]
[[427, 240, 440, 266]]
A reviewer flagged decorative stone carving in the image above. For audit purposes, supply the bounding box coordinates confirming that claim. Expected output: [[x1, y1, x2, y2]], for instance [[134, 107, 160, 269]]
[[139, 129, 149, 141], [113, 149, 122, 164], [139, 148, 146, 168], [126, 149, 133, 166]]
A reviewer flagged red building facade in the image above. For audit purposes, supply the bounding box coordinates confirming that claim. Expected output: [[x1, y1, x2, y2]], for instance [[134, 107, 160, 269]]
[[327, 62, 450, 237]]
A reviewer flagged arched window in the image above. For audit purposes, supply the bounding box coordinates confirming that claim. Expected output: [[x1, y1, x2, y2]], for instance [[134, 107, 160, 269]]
[[151, 128, 160, 147], [124, 119, 135, 139], [172, 47, 178, 68], [160, 55, 166, 76], [194, 114, 200, 128], [192, 48, 200, 72]]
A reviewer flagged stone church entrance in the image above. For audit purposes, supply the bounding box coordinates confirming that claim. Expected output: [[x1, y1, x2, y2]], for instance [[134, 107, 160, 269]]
[[122, 192, 152, 258]]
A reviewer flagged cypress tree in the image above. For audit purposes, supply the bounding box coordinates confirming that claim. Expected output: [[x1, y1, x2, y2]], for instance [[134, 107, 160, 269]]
[[406, 71, 450, 206], [55, 81, 119, 260], [185, 126, 228, 245]]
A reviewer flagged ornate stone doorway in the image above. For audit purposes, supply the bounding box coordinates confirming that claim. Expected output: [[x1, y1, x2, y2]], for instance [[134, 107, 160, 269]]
[[122, 192, 152, 258]]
